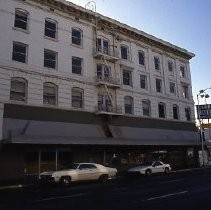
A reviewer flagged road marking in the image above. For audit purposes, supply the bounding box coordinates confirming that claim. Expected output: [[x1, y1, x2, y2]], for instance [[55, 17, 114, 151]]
[[36, 192, 90, 202], [160, 179, 183, 184], [146, 191, 188, 201]]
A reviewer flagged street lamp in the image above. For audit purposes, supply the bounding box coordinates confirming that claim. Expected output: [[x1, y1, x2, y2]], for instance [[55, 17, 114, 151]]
[[197, 87, 211, 167]]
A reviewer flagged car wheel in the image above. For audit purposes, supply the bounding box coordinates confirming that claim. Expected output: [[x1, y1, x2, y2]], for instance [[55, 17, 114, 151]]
[[60, 176, 71, 186], [164, 167, 170, 174], [99, 174, 109, 183], [145, 169, 152, 176]]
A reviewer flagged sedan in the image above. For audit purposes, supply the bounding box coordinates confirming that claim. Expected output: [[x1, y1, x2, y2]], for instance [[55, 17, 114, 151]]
[[40, 163, 117, 186], [127, 161, 171, 176]]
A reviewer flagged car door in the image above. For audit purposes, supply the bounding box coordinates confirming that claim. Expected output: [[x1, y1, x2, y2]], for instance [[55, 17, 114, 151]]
[[152, 161, 165, 173], [78, 164, 98, 181]]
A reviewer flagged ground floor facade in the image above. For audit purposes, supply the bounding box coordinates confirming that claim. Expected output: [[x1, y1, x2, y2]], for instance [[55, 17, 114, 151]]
[[0, 103, 200, 183]]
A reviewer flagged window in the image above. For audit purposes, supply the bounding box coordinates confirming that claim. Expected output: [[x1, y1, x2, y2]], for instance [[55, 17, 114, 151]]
[[124, 96, 133, 114], [72, 57, 82, 75], [158, 102, 166, 118], [173, 104, 179, 120], [121, 45, 129, 60], [170, 82, 176, 94], [182, 85, 189, 99], [180, 66, 185, 78], [168, 61, 173, 72], [14, 9, 28, 30], [98, 94, 112, 112], [123, 70, 132, 86], [97, 64, 111, 81], [140, 75, 147, 89], [72, 87, 83, 108], [12, 42, 27, 63], [72, 28, 82, 46], [44, 49, 57, 69], [156, 79, 162, 93], [142, 100, 151, 116], [154, 57, 160, 70], [43, 82, 57, 105], [45, 19, 57, 39], [185, 107, 191, 121], [10, 77, 27, 102], [96, 38, 109, 54], [138, 51, 145, 65]]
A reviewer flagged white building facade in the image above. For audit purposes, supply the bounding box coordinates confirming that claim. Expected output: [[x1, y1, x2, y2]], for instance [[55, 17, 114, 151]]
[[0, 0, 198, 182]]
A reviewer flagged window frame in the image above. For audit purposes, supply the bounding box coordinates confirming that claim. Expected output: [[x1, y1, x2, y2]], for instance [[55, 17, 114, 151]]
[[12, 42, 28, 63], [182, 84, 189, 99], [44, 49, 57, 69], [142, 99, 151, 117], [123, 70, 132, 86], [124, 96, 133, 114], [169, 82, 176, 94], [72, 56, 83, 75], [180, 65, 186, 78], [173, 104, 179, 120], [138, 51, 145, 66], [168, 60, 173, 73], [140, 74, 147, 90], [158, 102, 166, 118], [121, 45, 129, 60], [156, 78, 162, 93], [154, 56, 160, 71], [44, 18, 57, 39], [14, 9, 29, 30], [72, 87, 84, 109], [43, 82, 58, 106], [71, 28, 83, 46], [10, 77, 27, 102]]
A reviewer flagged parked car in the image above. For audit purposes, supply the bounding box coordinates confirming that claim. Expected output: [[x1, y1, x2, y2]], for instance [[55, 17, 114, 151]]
[[127, 161, 171, 176], [39, 163, 117, 186]]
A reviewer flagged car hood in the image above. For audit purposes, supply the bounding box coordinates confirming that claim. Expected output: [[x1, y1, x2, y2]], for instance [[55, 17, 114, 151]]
[[40, 171, 55, 176]]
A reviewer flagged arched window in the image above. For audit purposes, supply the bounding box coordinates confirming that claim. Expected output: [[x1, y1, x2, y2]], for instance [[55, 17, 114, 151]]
[[72, 87, 84, 108], [124, 96, 133, 114], [14, 9, 29, 30], [10, 77, 27, 102], [173, 104, 179, 120], [158, 102, 166, 118], [43, 82, 57, 105], [142, 100, 151, 117]]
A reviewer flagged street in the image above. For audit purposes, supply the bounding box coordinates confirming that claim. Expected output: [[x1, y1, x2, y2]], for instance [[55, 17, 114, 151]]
[[1, 168, 211, 210]]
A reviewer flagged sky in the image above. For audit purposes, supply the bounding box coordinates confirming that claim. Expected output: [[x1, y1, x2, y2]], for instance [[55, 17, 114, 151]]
[[68, 0, 211, 105]]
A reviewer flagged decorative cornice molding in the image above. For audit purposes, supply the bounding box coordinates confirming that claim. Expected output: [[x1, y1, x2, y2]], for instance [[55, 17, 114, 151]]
[[28, 0, 194, 60]]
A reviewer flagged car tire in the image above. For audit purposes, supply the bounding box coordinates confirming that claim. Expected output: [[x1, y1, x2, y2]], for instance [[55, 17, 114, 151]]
[[60, 176, 71, 187], [164, 167, 170, 174], [145, 169, 152, 176], [99, 174, 109, 183]]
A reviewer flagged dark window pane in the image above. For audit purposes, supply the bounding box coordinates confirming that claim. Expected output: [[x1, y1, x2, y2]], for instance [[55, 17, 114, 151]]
[[72, 88, 83, 108], [154, 57, 160, 70], [156, 79, 162, 92], [123, 71, 131, 86], [72, 29, 81, 45], [43, 83, 56, 105], [10, 79, 26, 102], [140, 75, 146, 89], [142, 100, 150, 116], [168, 61, 173, 72], [158, 103, 165, 118], [12, 43, 26, 63], [121, 46, 128, 59], [44, 50, 56, 69], [173, 105, 179, 119], [139, 52, 145, 65], [14, 11, 28, 30], [72, 57, 82, 74], [185, 108, 191, 121], [45, 20, 56, 38]]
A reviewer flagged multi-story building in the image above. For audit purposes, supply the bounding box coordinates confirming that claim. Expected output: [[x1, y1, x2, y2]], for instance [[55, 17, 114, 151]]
[[0, 0, 198, 182]]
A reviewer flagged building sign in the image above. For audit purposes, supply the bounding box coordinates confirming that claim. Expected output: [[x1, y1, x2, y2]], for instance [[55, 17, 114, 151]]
[[196, 104, 211, 119], [202, 123, 211, 129]]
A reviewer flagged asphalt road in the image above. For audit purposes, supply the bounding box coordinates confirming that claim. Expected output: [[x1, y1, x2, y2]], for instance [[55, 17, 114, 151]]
[[1, 168, 211, 210]]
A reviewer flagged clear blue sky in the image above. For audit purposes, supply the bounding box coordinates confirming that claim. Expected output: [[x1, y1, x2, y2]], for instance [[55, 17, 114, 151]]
[[68, 0, 211, 105]]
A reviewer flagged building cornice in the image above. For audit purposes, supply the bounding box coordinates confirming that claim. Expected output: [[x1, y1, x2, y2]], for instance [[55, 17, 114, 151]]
[[27, 0, 194, 60]]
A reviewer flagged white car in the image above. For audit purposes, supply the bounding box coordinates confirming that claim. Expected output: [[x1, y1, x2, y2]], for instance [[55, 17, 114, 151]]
[[127, 161, 171, 176], [39, 163, 117, 186]]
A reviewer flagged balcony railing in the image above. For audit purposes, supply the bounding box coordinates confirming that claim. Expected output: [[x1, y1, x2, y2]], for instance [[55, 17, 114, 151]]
[[96, 104, 122, 115], [93, 46, 119, 61], [95, 75, 120, 87]]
